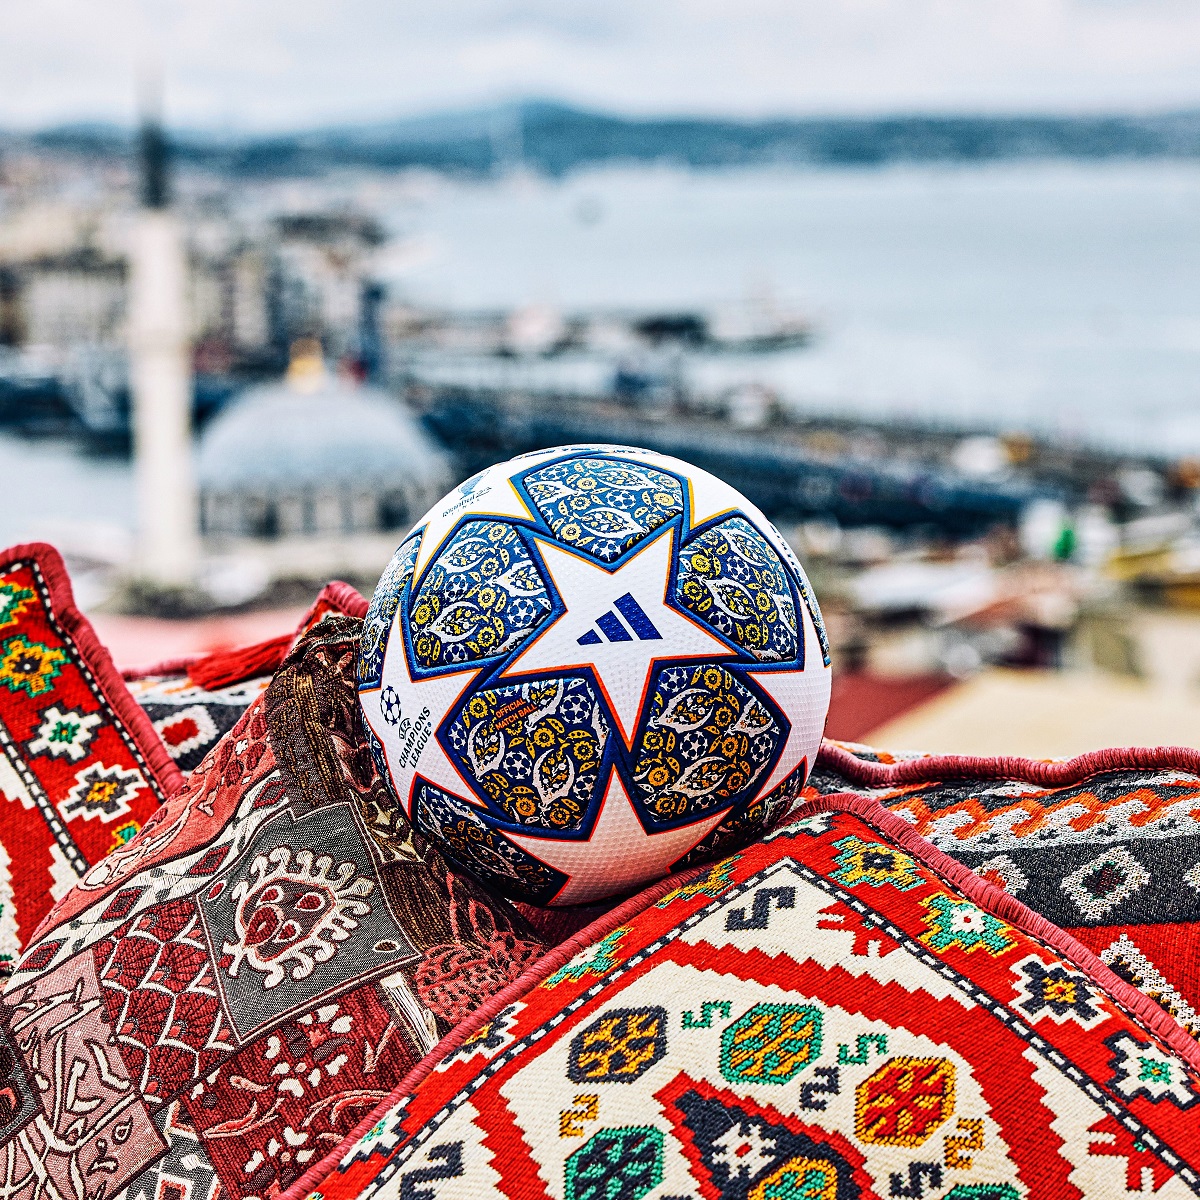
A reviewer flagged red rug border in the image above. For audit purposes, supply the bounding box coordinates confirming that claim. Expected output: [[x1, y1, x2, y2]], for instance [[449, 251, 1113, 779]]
[[817, 739, 1200, 789], [281, 790, 1200, 1200], [5, 542, 184, 797]]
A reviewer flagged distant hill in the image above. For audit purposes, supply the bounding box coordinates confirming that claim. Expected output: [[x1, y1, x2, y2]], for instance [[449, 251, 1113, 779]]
[[12, 101, 1200, 178]]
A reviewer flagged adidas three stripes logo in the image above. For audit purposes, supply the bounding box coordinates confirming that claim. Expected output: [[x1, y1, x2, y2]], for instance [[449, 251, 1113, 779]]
[[577, 592, 663, 646]]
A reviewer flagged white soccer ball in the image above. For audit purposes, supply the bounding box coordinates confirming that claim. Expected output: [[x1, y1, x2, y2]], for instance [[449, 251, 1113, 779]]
[[358, 445, 831, 906]]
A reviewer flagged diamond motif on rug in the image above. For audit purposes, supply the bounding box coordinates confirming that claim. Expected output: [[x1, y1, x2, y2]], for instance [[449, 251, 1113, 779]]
[[1062, 847, 1152, 922], [154, 704, 220, 762], [61, 760, 146, 822], [26, 705, 102, 761]]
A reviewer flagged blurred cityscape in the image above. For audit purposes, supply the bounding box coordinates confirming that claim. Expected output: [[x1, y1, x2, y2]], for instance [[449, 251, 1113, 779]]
[[4, 100, 1200, 755]]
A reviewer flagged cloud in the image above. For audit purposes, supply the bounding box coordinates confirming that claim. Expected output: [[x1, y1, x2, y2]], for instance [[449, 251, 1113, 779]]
[[0, 0, 1197, 129]]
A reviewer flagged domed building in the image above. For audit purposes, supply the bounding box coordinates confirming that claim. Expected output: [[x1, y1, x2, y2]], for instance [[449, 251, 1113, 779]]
[[197, 351, 451, 541]]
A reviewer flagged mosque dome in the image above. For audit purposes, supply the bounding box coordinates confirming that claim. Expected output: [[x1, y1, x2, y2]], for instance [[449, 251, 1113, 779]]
[[197, 359, 452, 540]]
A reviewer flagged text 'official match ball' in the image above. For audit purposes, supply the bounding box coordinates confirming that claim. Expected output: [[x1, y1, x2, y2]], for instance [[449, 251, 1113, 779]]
[[358, 445, 832, 906]]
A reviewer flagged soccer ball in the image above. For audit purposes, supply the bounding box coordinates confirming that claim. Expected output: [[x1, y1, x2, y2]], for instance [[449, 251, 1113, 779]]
[[358, 445, 831, 906]]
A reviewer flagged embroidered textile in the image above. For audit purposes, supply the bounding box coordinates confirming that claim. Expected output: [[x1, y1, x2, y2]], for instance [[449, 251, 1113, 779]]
[[0, 544, 178, 974], [0, 613, 546, 1200], [809, 742, 1200, 1040], [289, 795, 1200, 1200]]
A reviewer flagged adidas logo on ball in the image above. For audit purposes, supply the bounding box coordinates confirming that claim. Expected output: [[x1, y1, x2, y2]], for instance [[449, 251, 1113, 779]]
[[576, 592, 663, 646]]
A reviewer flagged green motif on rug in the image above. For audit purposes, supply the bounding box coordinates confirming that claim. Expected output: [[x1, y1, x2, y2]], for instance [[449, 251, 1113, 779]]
[[545, 927, 629, 987], [0, 580, 35, 632], [919, 893, 1014, 956], [720, 1002, 823, 1086], [564, 1126, 663, 1200], [944, 1187, 1020, 1200]]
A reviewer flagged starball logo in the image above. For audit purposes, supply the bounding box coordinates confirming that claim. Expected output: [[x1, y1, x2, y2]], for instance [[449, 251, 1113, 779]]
[[380, 685, 433, 768]]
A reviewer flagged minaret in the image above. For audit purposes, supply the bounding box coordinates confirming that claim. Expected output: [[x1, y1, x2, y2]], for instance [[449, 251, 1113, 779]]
[[129, 103, 198, 586]]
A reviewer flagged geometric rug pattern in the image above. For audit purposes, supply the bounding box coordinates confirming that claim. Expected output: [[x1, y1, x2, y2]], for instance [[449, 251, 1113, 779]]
[[811, 742, 1200, 1042], [293, 794, 1200, 1200], [0, 543, 180, 973]]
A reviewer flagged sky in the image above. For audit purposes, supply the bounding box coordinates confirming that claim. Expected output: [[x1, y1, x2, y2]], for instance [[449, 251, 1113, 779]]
[[2, 0, 1200, 130]]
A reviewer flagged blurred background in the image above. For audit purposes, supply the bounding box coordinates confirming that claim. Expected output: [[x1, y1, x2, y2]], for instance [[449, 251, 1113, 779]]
[[3, 0, 1200, 756]]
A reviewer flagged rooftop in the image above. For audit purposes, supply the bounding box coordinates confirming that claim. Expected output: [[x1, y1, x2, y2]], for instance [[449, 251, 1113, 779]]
[[196, 362, 448, 495]]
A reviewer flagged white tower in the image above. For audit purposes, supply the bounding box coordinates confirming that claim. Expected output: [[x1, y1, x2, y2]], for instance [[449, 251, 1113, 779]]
[[129, 113, 198, 586]]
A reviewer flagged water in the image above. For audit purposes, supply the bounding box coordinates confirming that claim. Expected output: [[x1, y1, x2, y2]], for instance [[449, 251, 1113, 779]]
[[387, 160, 1200, 454], [0, 437, 134, 550]]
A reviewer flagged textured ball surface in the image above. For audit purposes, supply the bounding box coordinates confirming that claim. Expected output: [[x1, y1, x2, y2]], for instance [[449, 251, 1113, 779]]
[[358, 445, 831, 906]]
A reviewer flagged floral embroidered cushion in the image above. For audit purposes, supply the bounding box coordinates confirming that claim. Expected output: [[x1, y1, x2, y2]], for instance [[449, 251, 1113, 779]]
[[0, 543, 180, 976]]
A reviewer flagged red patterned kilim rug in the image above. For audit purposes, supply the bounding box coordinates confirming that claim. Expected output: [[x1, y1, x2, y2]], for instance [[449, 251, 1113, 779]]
[[5, 546, 1200, 1200], [124, 581, 368, 774], [290, 795, 1200, 1200], [811, 742, 1200, 1041], [0, 544, 180, 972]]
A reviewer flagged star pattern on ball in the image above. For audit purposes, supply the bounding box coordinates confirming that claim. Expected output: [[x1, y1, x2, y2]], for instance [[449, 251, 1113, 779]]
[[361, 662, 484, 817], [503, 523, 735, 745], [506, 772, 729, 905]]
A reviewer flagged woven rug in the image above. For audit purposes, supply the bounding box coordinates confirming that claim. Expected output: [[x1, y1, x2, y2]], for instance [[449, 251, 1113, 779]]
[[810, 742, 1200, 1041], [124, 582, 368, 774], [0, 613, 547, 1200], [0, 543, 179, 974], [287, 793, 1200, 1200]]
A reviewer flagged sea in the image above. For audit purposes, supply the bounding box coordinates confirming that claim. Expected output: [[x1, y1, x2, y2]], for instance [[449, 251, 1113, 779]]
[[6, 157, 1200, 549], [387, 158, 1200, 450]]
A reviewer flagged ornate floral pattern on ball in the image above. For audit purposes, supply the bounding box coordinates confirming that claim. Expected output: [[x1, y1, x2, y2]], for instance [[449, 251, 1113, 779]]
[[446, 675, 610, 831], [632, 664, 781, 826], [409, 520, 551, 672], [676, 516, 799, 663], [359, 534, 420, 689], [414, 781, 566, 903], [521, 456, 683, 563]]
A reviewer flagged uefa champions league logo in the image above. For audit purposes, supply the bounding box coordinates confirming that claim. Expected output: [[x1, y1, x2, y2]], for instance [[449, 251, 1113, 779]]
[[380, 685, 432, 768]]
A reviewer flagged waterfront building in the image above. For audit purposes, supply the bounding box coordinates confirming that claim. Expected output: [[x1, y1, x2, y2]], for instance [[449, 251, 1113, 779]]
[[196, 344, 450, 543]]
